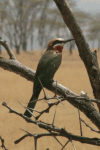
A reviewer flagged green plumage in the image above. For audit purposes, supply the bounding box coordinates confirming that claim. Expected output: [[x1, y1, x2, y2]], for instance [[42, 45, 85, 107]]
[[24, 50, 62, 117]]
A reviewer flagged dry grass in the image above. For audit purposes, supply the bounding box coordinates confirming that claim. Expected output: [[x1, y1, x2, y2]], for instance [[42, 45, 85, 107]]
[[0, 49, 100, 150]]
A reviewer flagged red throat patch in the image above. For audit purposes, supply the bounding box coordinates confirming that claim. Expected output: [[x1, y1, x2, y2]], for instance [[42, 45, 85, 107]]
[[54, 45, 63, 53]]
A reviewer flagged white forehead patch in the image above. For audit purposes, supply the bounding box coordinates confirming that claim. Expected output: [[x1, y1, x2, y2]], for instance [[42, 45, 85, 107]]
[[56, 38, 64, 41]]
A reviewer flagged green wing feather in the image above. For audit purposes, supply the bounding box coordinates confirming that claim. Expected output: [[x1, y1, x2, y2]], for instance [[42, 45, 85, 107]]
[[34, 50, 62, 88], [24, 50, 62, 117]]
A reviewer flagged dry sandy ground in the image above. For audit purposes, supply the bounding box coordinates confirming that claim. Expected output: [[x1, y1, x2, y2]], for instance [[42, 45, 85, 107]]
[[0, 49, 100, 150]]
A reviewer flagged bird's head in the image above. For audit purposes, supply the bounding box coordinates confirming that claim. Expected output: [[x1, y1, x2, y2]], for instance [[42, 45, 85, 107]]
[[47, 38, 74, 53]]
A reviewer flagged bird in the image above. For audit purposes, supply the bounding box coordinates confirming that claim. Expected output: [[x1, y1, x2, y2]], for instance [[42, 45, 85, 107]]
[[24, 38, 74, 117]]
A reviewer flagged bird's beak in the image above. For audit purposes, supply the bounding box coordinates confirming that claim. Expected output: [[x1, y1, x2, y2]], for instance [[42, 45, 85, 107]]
[[63, 39, 74, 44]]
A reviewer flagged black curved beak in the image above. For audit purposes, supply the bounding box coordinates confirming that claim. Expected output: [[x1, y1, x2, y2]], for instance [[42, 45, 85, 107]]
[[63, 39, 74, 43]]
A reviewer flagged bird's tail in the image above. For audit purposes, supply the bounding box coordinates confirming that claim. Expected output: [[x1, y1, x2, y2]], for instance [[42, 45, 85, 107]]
[[24, 89, 41, 118]]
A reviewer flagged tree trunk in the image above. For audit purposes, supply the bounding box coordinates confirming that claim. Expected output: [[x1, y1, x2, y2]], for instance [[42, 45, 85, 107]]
[[30, 34, 34, 51], [22, 41, 27, 52], [54, 0, 100, 111], [16, 45, 20, 54], [0, 45, 1, 54], [98, 39, 100, 51], [69, 41, 75, 55]]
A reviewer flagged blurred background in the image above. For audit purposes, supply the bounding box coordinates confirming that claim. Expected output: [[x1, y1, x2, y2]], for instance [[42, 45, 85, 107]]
[[1, 1, 100, 149], [0, 0, 100, 54]]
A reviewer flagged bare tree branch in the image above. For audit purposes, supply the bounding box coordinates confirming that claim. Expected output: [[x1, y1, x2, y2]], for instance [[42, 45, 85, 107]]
[[0, 136, 8, 150], [78, 105, 83, 136], [61, 140, 70, 150], [15, 129, 66, 149], [1, 0, 100, 149], [17, 100, 36, 118], [1, 0, 100, 130], [53, 0, 100, 111], [53, 136, 66, 149], [14, 134, 29, 144], [0, 41, 100, 129], [52, 107, 57, 126], [81, 119, 100, 133], [0, 38, 16, 59], [2, 102, 100, 146], [71, 140, 76, 150]]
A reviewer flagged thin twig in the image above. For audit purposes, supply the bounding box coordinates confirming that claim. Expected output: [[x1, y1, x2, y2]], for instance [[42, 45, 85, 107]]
[[27, 107, 41, 113], [71, 140, 76, 150], [2, 102, 37, 124], [38, 77, 47, 99], [56, 96, 64, 105], [34, 138, 37, 150], [17, 100, 36, 118], [54, 136, 66, 150], [78, 105, 83, 136], [2, 102, 100, 146], [0, 136, 8, 150], [81, 119, 100, 133], [15, 128, 60, 145], [14, 134, 30, 144], [26, 98, 45, 104], [26, 95, 62, 104], [0, 38, 16, 60], [35, 97, 64, 120], [61, 139, 70, 150], [52, 107, 57, 126], [48, 94, 51, 103], [54, 80, 57, 97]]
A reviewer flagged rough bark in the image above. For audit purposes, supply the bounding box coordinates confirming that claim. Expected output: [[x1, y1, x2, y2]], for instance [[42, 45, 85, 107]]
[[1, 0, 100, 130], [54, 0, 100, 110], [0, 57, 100, 129]]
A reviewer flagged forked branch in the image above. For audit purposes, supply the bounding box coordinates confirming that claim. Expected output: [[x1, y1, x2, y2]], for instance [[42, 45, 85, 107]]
[[0, 135, 8, 150], [0, 38, 16, 60], [2, 102, 100, 146], [53, 0, 100, 111], [0, 38, 100, 129]]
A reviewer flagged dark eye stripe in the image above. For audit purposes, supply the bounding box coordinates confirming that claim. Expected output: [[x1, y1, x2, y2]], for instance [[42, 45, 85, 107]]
[[52, 40, 63, 46]]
